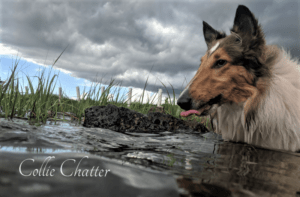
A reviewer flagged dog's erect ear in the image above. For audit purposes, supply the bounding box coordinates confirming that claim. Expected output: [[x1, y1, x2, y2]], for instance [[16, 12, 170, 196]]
[[231, 5, 266, 72], [203, 21, 226, 48], [231, 5, 258, 36]]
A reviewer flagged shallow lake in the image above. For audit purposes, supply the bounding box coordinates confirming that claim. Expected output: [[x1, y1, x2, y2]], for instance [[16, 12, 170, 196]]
[[0, 117, 300, 197]]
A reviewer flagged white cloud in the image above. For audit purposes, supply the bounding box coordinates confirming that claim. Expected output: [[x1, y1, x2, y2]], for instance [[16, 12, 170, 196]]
[[1, 1, 298, 100], [0, 43, 48, 67], [136, 18, 180, 41], [55, 67, 72, 74], [0, 43, 73, 75], [0, 43, 22, 57]]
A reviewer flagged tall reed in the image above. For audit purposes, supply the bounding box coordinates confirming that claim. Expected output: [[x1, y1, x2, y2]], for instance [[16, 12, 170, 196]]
[[0, 52, 211, 129]]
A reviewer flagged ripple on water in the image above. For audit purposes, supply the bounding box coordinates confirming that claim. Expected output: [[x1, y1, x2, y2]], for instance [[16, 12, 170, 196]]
[[1, 118, 300, 197]]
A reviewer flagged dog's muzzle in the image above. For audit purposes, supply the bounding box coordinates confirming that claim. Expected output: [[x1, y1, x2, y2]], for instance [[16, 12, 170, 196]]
[[177, 88, 222, 117]]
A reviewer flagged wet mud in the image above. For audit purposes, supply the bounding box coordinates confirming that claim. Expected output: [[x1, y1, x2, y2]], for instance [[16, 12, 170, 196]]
[[83, 104, 209, 133]]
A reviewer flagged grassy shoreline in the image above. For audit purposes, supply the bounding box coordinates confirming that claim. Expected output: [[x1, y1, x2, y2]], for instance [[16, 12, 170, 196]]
[[0, 56, 212, 130]]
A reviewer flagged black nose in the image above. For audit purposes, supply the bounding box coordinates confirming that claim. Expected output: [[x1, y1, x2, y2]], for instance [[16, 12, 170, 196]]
[[177, 89, 193, 110]]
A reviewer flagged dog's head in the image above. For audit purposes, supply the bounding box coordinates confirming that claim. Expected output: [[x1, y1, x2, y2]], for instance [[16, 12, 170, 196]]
[[177, 5, 272, 125]]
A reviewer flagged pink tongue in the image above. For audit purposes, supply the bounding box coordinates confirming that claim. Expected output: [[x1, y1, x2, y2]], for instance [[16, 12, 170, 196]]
[[180, 110, 200, 117]]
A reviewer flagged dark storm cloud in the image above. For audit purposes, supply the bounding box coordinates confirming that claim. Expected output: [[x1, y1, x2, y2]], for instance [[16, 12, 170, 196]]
[[1, 0, 299, 96]]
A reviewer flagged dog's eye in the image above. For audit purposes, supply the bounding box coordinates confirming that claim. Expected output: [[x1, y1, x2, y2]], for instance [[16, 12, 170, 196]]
[[214, 59, 227, 68]]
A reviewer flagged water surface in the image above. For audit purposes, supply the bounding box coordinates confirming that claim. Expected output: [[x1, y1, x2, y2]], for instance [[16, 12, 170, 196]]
[[1, 118, 300, 197]]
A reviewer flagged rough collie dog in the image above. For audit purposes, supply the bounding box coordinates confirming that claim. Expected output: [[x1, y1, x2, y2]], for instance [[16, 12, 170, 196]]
[[177, 5, 300, 152]]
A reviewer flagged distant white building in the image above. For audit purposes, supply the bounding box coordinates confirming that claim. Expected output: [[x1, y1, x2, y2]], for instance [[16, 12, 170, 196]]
[[108, 94, 114, 101]]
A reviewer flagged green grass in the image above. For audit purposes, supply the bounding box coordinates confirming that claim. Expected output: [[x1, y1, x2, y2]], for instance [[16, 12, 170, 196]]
[[0, 53, 212, 129]]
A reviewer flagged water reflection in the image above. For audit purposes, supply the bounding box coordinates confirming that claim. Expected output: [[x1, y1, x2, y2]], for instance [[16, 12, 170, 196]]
[[0, 146, 85, 154], [1, 118, 300, 196], [176, 142, 300, 197]]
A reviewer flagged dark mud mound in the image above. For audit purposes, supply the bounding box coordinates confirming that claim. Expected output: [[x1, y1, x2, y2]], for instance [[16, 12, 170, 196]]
[[83, 104, 208, 133]]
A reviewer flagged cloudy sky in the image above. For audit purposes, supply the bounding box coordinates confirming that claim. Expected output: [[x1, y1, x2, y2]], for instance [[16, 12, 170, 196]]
[[1, 0, 299, 103]]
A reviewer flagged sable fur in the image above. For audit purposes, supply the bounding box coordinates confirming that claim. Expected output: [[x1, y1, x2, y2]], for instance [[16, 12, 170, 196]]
[[214, 48, 300, 151], [177, 5, 300, 151]]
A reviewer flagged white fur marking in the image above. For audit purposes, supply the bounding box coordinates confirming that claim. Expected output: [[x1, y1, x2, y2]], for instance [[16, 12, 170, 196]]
[[179, 86, 189, 98], [179, 76, 197, 98], [209, 42, 220, 56]]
